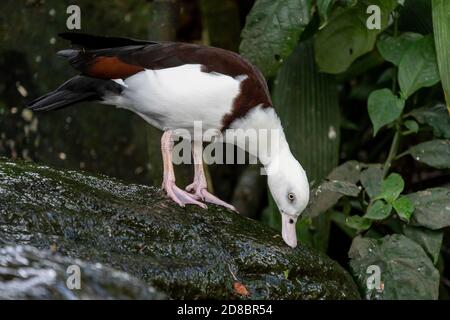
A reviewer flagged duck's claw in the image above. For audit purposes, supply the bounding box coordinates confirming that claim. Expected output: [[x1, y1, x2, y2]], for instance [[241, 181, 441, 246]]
[[186, 184, 236, 212], [163, 180, 207, 209]]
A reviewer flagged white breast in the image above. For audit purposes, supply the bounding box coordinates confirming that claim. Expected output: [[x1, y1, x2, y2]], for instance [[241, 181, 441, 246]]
[[107, 64, 246, 134]]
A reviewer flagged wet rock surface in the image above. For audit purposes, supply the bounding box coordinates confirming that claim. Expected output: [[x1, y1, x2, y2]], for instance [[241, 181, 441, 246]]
[[0, 245, 165, 299], [0, 158, 359, 299]]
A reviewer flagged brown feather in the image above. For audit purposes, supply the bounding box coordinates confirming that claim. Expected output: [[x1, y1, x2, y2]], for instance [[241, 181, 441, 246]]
[[59, 38, 273, 128], [88, 56, 144, 79]]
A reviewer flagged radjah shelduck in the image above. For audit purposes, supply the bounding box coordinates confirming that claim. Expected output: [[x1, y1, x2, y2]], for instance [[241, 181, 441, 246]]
[[27, 33, 310, 248]]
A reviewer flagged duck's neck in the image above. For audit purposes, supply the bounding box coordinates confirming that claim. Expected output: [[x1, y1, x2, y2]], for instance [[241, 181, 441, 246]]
[[226, 106, 292, 171]]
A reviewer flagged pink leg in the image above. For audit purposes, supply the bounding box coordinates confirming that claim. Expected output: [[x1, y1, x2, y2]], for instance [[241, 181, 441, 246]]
[[161, 131, 207, 209], [185, 140, 237, 212]]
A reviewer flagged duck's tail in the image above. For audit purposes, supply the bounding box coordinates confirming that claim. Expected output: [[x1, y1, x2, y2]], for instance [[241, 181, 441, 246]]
[[26, 75, 123, 112]]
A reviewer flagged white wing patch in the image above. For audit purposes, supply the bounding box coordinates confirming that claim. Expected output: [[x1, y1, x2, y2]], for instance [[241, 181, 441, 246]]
[[107, 64, 247, 132], [111, 78, 128, 88]]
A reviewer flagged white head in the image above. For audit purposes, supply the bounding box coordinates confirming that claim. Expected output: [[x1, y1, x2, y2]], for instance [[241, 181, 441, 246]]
[[228, 106, 310, 247], [266, 147, 310, 248]]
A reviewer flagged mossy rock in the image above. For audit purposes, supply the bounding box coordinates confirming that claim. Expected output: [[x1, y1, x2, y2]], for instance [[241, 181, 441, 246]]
[[0, 158, 359, 299], [0, 245, 166, 299]]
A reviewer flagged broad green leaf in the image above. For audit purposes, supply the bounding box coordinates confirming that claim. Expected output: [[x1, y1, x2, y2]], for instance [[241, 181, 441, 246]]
[[349, 234, 440, 299], [364, 200, 392, 220], [398, 35, 440, 98], [316, 0, 334, 27], [360, 165, 383, 198], [377, 32, 423, 66], [346, 216, 372, 232], [315, 0, 398, 74], [407, 187, 450, 229], [432, 0, 450, 115], [410, 105, 450, 139], [406, 139, 450, 169], [404, 226, 443, 264], [404, 119, 419, 133], [316, 0, 358, 27], [304, 161, 363, 218], [376, 173, 404, 203], [393, 196, 415, 222], [240, 0, 312, 77], [321, 180, 361, 197], [368, 89, 405, 136]]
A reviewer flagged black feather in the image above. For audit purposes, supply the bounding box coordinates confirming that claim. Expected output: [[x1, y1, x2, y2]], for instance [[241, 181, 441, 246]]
[[58, 32, 157, 49], [27, 75, 123, 112]]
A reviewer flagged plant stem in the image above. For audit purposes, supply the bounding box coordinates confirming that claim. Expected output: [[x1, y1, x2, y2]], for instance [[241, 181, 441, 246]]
[[383, 123, 401, 177], [383, 11, 401, 178]]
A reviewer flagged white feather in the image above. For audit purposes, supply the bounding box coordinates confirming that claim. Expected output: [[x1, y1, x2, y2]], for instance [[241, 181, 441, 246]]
[[223, 106, 288, 163], [104, 64, 246, 134], [224, 106, 310, 220]]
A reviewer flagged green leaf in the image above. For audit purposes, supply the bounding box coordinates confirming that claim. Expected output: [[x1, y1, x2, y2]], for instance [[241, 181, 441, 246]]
[[316, 0, 358, 27], [398, 35, 440, 98], [376, 173, 404, 203], [346, 216, 372, 232], [315, 0, 398, 74], [364, 200, 392, 220], [377, 32, 423, 66], [349, 234, 440, 299], [316, 0, 334, 27], [410, 104, 450, 139], [368, 89, 405, 136], [432, 0, 450, 115], [360, 165, 383, 198], [303, 161, 363, 218], [404, 119, 419, 133], [239, 0, 312, 77], [321, 180, 361, 197], [407, 187, 450, 229], [393, 196, 415, 222], [403, 226, 443, 264], [406, 139, 450, 169]]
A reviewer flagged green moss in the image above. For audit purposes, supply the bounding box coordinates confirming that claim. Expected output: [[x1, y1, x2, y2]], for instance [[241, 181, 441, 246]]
[[0, 158, 359, 299]]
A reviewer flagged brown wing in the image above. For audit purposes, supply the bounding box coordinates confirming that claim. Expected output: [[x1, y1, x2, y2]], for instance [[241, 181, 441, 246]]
[[58, 33, 273, 128], [125, 42, 273, 115]]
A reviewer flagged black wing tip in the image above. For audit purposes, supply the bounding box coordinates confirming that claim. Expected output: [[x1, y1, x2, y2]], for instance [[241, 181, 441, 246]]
[[56, 49, 79, 59], [25, 92, 60, 112], [58, 31, 79, 39], [58, 32, 157, 49], [26, 100, 53, 112]]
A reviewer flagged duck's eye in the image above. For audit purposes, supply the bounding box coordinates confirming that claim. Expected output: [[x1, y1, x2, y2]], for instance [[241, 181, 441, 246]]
[[288, 192, 295, 202]]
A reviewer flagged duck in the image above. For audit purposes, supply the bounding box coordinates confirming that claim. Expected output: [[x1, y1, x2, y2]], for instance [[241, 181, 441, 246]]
[[27, 33, 310, 248]]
